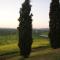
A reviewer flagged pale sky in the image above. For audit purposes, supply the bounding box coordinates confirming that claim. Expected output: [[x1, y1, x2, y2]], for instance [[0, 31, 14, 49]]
[[0, 0, 51, 29]]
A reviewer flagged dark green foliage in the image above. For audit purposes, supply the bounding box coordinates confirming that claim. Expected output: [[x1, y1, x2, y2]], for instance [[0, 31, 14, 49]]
[[49, 0, 60, 48], [0, 28, 17, 36], [18, 0, 33, 58], [56, 2, 60, 48]]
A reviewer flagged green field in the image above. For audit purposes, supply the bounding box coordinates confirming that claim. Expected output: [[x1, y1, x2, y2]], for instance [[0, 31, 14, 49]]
[[1, 29, 60, 60], [0, 29, 49, 56], [0, 36, 49, 56], [0, 36, 50, 60]]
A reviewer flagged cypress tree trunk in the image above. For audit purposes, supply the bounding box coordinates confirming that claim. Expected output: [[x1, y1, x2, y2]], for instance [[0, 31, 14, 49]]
[[18, 0, 33, 58], [49, 0, 59, 48]]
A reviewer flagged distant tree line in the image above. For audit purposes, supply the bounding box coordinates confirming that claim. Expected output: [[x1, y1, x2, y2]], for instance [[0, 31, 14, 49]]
[[0, 28, 17, 35], [0, 28, 48, 36]]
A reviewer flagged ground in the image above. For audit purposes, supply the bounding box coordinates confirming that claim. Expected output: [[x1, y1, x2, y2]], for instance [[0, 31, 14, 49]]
[[1, 48, 60, 60]]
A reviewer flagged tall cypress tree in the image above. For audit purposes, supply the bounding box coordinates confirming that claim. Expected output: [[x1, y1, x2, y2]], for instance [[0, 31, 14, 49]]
[[56, 1, 60, 48], [49, 0, 59, 48], [18, 0, 33, 58]]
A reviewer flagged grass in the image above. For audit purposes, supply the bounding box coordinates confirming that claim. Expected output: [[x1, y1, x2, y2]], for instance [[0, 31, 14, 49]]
[[0, 31, 49, 50], [0, 34, 18, 45], [0, 37, 49, 56], [0, 31, 53, 60], [32, 38, 49, 48], [0, 43, 18, 55], [0, 32, 60, 60]]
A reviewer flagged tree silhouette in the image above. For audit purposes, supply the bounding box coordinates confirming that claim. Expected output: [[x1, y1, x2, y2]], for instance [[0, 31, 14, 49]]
[[49, 0, 60, 48], [56, 1, 60, 48], [18, 0, 33, 58]]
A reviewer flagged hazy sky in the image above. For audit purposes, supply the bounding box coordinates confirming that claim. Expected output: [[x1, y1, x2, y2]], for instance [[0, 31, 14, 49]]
[[0, 0, 51, 29]]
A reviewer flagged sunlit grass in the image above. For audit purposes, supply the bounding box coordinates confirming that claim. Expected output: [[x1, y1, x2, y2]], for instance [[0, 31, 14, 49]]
[[0, 38, 49, 55], [0, 30, 50, 56], [32, 38, 49, 48], [0, 43, 19, 55], [0, 34, 18, 45], [0, 43, 18, 51]]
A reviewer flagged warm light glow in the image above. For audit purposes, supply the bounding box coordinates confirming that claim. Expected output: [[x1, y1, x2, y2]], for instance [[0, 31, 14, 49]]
[[0, 0, 51, 29]]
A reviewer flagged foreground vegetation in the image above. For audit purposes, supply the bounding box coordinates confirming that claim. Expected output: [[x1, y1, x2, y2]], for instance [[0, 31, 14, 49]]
[[0, 28, 50, 59], [6, 48, 60, 60], [0, 28, 60, 60], [0, 37, 49, 56]]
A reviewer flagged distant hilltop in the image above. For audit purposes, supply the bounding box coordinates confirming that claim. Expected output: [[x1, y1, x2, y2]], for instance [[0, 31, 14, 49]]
[[0, 28, 17, 35], [0, 28, 49, 35], [33, 28, 49, 32], [0, 28, 49, 32]]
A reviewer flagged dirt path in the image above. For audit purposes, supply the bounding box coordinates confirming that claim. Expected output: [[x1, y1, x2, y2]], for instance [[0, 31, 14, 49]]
[[7, 49, 60, 60], [0, 54, 16, 60], [1, 47, 60, 60], [0, 46, 48, 60]]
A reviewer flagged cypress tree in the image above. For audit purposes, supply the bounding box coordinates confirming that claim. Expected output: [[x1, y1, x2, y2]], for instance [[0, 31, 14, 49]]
[[56, 1, 60, 48], [49, 0, 59, 48], [18, 0, 33, 58]]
